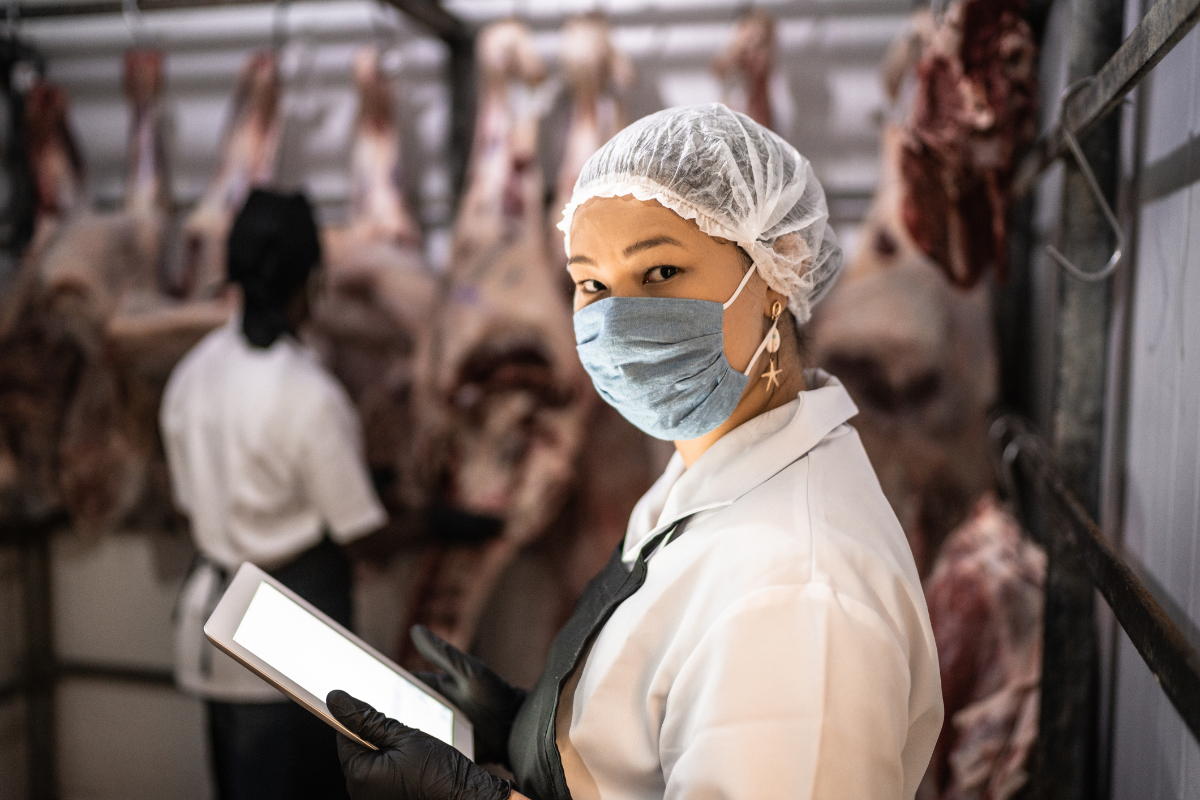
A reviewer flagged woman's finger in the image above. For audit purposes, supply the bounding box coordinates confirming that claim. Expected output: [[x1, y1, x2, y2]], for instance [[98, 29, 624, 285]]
[[410, 625, 469, 678]]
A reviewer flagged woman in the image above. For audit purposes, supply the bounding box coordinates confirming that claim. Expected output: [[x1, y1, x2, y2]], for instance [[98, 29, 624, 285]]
[[328, 104, 943, 800]]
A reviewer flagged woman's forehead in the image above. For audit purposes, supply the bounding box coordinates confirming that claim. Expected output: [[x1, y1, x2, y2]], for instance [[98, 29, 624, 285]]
[[570, 195, 705, 247]]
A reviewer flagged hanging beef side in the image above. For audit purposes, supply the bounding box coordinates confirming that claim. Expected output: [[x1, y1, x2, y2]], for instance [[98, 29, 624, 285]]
[[899, 0, 1038, 287], [811, 4, 1044, 797], [314, 46, 438, 517], [179, 51, 281, 301], [712, 9, 777, 131], [923, 495, 1045, 800], [392, 20, 593, 681]]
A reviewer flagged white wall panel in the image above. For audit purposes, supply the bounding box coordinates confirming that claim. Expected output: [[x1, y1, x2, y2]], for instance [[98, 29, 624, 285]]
[[56, 677, 211, 800], [51, 533, 184, 670], [1110, 12, 1200, 799]]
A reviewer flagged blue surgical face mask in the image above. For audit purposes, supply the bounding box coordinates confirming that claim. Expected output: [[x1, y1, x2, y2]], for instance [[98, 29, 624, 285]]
[[574, 265, 782, 441]]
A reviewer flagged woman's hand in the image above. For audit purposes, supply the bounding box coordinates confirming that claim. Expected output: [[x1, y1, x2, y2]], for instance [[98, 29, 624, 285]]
[[327, 689, 516, 800], [410, 625, 528, 767]]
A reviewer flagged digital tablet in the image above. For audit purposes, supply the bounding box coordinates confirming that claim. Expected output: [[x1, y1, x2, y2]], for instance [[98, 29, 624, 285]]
[[204, 562, 474, 757]]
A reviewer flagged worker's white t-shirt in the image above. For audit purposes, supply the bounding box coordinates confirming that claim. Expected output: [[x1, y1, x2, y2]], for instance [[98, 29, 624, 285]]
[[161, 320, 386, 700], [556, 370, 944, 800], [162, 320, 386, 570]]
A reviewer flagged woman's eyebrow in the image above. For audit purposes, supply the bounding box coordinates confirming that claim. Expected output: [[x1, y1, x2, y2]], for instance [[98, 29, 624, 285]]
[[567, 254, 596, 266], [622, 236, 684, 258]]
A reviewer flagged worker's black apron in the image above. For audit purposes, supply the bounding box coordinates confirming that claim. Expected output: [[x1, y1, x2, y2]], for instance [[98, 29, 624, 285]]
[[509, 525, 677, 800]]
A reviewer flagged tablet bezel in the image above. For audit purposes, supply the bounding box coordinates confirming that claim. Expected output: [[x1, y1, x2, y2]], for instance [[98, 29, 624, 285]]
[[204, 562, 474, 758]]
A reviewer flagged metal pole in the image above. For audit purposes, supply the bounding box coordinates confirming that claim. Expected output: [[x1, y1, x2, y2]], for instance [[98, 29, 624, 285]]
[[23, 532, 57, 800], [445, 33, 474, 203], [1032, 0, 1126, 794], [381, 0, 474, 208]]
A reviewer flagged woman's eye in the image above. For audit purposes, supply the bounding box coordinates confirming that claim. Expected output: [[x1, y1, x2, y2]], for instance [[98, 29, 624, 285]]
[[644, 266, 679, 284], [577, 279, 608, 294]]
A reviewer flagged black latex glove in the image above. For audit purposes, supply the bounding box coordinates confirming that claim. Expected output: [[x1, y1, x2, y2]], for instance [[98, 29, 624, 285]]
[[327, 689, 512, 800], [409, 625, 528, 767]]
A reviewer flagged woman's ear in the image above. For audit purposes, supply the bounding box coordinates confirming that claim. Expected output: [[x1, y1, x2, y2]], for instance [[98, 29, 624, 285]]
[[763, 287, 788, 319]]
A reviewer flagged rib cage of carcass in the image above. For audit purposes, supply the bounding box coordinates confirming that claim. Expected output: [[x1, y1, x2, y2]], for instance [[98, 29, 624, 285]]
[[1, 50, 233, 536], [809, 2, 1044, 798]]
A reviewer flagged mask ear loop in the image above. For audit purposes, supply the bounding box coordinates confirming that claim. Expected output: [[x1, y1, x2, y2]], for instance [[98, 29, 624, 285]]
[[722, 263, 759, 310]]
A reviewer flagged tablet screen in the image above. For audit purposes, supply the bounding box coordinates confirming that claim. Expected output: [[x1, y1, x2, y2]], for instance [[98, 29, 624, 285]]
[[233, 581, 455, 745]]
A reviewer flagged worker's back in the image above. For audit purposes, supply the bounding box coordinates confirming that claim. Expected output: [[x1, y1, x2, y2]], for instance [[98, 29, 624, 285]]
[[161, 320, 385, 571]]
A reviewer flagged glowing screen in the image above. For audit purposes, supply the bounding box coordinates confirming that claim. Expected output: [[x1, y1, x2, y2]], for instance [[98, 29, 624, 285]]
[[233, 581, 454, 745]]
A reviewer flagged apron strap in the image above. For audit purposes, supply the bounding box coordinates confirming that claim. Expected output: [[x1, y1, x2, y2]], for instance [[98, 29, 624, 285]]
[[509, 523, 680, 800]]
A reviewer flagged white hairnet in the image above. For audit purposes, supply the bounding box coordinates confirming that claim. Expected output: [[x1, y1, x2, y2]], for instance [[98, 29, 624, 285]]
[[559, 103, 843, 324]]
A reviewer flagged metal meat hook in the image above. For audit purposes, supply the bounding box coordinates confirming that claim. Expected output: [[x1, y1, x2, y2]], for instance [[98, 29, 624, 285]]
[[1045, 77, 1125, 282], [5, 0, 18, 40], [272, 0, 292, 54], [122, 0, 146, 45]]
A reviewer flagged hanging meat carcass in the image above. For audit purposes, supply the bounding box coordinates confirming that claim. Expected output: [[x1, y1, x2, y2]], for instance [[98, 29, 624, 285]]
[[28, 51, 230, 533], [314, 46, 437, 516], [0, 77, 85, 526], [812, 4, 1042, 797], [396, 20, 591, 681], [812, 124, 998, 574], [898, 0, 1037, 286], [178, 51, 281, 300], [922, 495, 1045, 800], [545, 13, 633, 280], [38, 50, 173, 346], [452, 14, 670, 683], [712, 9, 777, 131], [532, 11, 670, 656]]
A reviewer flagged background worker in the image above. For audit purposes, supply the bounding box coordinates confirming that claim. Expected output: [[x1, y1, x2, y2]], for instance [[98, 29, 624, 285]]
[[162, 189, 388, 800]]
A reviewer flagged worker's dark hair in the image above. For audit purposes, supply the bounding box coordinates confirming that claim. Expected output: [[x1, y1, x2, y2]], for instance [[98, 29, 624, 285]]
[[227, 189, 321, 348]]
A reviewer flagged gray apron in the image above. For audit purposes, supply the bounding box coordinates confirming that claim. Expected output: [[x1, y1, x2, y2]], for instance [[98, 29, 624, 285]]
[[509, 525, 677, 800]]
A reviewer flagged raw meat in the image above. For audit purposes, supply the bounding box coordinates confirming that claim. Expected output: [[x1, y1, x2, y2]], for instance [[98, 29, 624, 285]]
[[179, 51, 281, 300], [395, 20, 592, 674], [712, 10, 777, 131], [922, 495, 1045, 800], [0, 75, 87, 526], [545, 13, 633, 279], [45, 50, 226, 534], [3, 52, 231, 534], [898, 0, 1037, 286], [313, 46, 437, 514], [812, 125, 997, 575], [23, 80, 83, 242], [813, 10, 1043, 796], [465, 14, 669, 685]]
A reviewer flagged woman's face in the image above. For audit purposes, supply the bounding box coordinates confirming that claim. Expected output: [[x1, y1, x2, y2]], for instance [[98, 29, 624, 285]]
[[567, 195, 778, 374]]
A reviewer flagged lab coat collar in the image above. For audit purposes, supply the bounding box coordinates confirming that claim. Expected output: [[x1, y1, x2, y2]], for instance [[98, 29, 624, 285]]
[[622, 369, 859, 562]]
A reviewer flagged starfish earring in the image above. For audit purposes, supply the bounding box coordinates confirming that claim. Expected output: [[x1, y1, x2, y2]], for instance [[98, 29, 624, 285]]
[[762, 301, 783, 391]]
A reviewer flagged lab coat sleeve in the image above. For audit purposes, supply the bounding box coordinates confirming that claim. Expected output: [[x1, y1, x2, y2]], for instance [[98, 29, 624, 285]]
[[297, 383, 388, 543], [660, 583, 913, 800]]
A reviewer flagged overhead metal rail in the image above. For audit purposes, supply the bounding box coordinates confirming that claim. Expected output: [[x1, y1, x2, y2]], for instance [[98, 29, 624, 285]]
[[997, 421, 1200, 743], [1014, 0, 1200, 196]]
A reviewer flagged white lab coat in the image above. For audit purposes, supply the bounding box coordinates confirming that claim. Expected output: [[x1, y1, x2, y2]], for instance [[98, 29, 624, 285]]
[[162, 321, 386, 701], [555, 369, 943, 800]]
